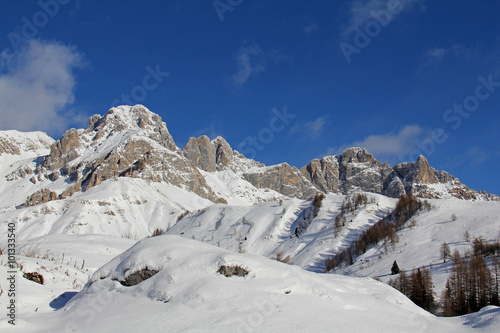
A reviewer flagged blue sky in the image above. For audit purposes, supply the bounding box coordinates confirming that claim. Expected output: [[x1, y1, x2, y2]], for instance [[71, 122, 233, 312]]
[[0, 0, 499, 194]]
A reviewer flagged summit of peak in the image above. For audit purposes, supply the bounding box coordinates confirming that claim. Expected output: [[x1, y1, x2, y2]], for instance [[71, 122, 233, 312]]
[[211, 136, 227, 144], [96, 105, 165, 132]]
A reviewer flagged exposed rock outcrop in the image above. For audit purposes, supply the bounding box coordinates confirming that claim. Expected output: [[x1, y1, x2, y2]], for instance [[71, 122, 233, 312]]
[[4, 105, 494, 204], [382, 172, 406, 198], [213, 136, 234, 170], [393, 155, 438, 186], [39, 105, 222, 203], [43, 128, 81, 170], [183, 136, 217, 172], [339, 148, 393, 193], [183, 135, 317, 198], [300, 149, 496, 200], [243, 163, 317, 199], [300, 156, 340, 193], [302, 148, 394, 196], [19, 188, 58, 208], [183, 136, 240, 172]]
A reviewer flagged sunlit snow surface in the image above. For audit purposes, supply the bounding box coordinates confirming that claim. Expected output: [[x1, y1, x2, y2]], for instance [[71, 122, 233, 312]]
[[1, 127, 499, 332]]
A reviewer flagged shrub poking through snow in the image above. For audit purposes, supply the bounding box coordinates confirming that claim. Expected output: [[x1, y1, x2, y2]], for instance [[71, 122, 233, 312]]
[[217, 265, 249, 277], [274, 251, 294, 265], [150, 228, 164, 237], [119, 268, 159, 286], [23, 272, 44, 285]]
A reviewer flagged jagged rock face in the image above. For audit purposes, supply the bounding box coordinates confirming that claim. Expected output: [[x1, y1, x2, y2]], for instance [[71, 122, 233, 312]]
[[213, 136, 234, 170], [183, 136, 237, 172], [183, 136, 217, 172], [339, 148, 391, 193], [437, 170, 455, 183], [19, 188, 58, 208], [393, 155, 438, 185], [301, 149, 446, 198], [301, 148, 393, 195], [39, 105, 222, 202], [43, 105, 178, 172], [44, 128, 81, 170], [243, 163, 317, 199], [383, 172, 406, 198], [182, 136, 317, 199], [414, 156, 439, 184], [3, 106, 496, 204], [300, 156, 340, 193], [392, 155, 498, 200]]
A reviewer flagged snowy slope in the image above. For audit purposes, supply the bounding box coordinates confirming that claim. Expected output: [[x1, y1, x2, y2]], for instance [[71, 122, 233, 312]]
[[0, 178, 213, 242], [11, 235, 488, 333], [200, 169, 286, 206], [0, 131, 55, 211], [166, 193, 395, 267], [166, 193, 500, 299], [343, 198, 500, 293], [0, 130, 54, 158], [0, 235, 135, 331]]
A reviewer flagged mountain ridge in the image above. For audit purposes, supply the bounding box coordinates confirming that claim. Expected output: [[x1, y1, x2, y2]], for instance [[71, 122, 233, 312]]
[[1, 104, 496, 208]]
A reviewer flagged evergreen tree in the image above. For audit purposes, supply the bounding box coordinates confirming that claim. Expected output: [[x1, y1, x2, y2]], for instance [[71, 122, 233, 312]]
[[391, 260, 401, 275]]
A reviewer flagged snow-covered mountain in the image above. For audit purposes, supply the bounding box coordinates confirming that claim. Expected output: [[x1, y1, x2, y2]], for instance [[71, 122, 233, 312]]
[[1, 104, 499, 332]]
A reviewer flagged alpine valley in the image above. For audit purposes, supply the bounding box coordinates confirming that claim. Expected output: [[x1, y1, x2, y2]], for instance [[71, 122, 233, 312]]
[[1, 105, 499, 332]]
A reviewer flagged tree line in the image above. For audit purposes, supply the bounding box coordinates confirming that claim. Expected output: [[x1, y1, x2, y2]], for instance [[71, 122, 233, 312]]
[[391, 237, 500, 316], [442, 247, 500, 316], [326, 194, 428, 271], [389, 265, 435, 312]]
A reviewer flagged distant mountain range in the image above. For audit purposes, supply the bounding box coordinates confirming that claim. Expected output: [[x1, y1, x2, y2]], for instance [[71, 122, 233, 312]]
[[1, 105, 496, 214]]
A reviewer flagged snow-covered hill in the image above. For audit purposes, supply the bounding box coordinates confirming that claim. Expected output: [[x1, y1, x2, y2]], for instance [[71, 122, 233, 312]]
[[8, 235, 495, 333]]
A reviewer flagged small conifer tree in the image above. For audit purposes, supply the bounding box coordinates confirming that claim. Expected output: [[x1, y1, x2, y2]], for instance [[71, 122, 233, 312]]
[[391, 260, 400, 275]]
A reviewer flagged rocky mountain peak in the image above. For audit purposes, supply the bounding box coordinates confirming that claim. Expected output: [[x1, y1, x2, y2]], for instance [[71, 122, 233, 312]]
[[4, 105, 496, 205], [183, 135, 217, 172], [301, 148, 496, 200], [183, 135, 255, 172], [243, 162, 318, 199], [340, 147, 376, 164], [87, 105, 177, 151], [35, 105, 223, 202], [212, 136, 234, 169], [42, 105, 178, 171], [300, 156, 340, 193], [393, 155, 439, 185]]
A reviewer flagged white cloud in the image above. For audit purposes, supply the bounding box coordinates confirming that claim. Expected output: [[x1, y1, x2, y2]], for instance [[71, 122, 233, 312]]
[[230, 42, 291, 87], [231, 42, 267, 87], [341, 0, 422, 36], [304, 22, 318, 35], [290, 115, 328, 140], [328, 125, 423, 158], [0, 40, 85, 134], [424, 44, 475, 63]]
